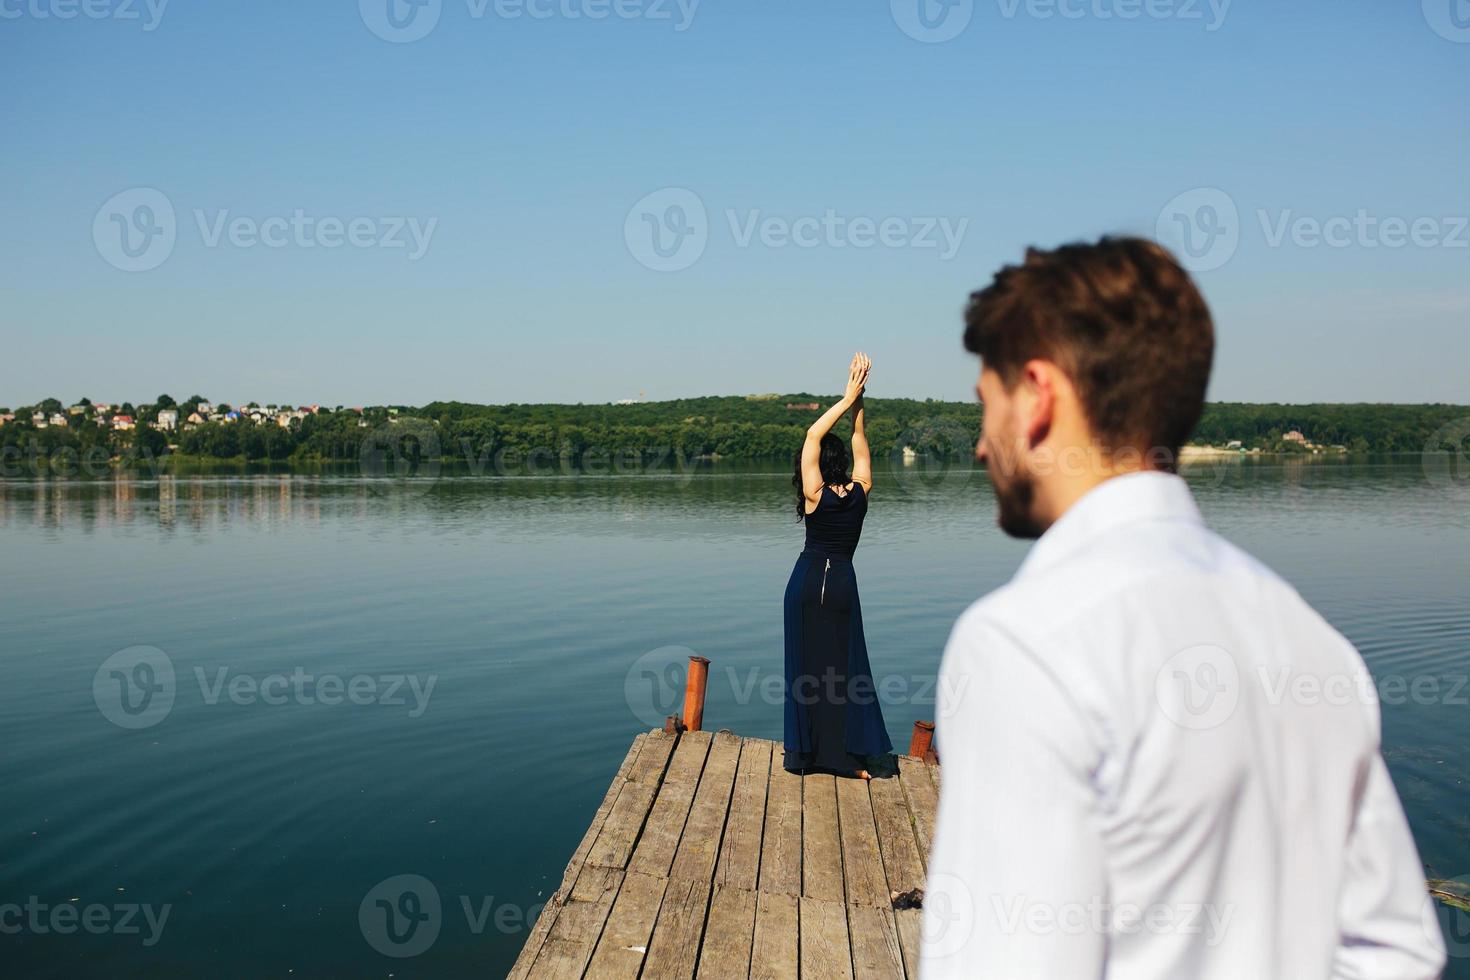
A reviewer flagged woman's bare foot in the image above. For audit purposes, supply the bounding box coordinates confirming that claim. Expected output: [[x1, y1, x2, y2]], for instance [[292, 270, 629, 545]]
[[856, 769, 872, 780]]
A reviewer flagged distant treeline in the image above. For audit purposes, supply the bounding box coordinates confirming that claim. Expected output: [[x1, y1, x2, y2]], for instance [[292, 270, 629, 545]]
[[3, 394, 1467, 466]]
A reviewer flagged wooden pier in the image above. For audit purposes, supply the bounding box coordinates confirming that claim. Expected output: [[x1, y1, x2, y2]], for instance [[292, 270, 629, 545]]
[[509, 728, 941, 979]]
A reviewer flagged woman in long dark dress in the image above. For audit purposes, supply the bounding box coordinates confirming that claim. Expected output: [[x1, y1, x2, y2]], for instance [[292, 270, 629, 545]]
[[783, 352, 892, 779]]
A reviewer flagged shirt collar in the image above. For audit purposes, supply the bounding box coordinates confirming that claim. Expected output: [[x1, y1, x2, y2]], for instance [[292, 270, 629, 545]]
[[1014, 470, 1203, 581]]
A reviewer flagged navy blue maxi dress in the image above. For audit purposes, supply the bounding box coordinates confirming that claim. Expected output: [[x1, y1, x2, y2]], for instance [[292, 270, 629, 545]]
[[783, 483, 893, 773]]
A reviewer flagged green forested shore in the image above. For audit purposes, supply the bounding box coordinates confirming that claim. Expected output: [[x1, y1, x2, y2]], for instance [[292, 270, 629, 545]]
[[2, 393, 1467, 468]]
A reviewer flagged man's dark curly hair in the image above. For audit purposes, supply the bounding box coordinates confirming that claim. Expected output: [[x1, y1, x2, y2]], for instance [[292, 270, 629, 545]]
[[964, 236, 1214, 464]]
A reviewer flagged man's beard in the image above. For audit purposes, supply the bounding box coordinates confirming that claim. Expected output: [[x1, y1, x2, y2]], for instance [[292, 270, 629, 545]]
[[990, 461, 1045, 540]]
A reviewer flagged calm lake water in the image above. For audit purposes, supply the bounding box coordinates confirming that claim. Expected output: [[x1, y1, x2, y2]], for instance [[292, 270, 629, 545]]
[[3, 457, 1468, 978]]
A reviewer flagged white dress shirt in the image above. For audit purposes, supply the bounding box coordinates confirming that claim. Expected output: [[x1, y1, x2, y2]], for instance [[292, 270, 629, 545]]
[[921, 471, 1445, 979]]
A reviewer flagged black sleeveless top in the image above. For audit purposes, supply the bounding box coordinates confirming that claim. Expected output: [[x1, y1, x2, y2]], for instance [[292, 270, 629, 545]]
[[801, 484, 867, 561]]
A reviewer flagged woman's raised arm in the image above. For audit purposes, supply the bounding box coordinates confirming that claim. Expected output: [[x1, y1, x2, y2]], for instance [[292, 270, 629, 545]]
[[851, 384, 872, 494], [799, 352, 869, 504]]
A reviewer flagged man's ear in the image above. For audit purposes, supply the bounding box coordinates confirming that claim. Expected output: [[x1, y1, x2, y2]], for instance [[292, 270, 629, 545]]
[[1020, 359, 1055, 449]]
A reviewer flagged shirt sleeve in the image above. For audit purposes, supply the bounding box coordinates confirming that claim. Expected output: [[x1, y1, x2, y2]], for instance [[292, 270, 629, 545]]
[[1332, 753, 1446, 980], [920, 612, 1108, 979]]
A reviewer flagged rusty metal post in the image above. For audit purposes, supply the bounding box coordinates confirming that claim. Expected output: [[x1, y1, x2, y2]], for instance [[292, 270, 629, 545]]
[[682, 656, 711, 732], [908, 720, 935, 760]]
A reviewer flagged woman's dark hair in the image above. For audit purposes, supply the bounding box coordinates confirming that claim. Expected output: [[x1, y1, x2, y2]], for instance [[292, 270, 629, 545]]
[[792, 433, 850, 519]]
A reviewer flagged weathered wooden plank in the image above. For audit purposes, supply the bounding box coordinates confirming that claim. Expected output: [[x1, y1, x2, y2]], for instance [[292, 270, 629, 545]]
[[565, 733, 649, 875], [799, 896, 854, 980], [641, 875, 712, 980], [868, 775, 926, 899], [896, 756, 940, 867], [514, 729, 939, 980], [802, 773, 845, 903], [670, 731, 742, 883], [524, 865, 623, 980], [846, 904, 905, 980], [714, 738, 772, 892], [507, 881, 574, 980], [509, 734, 654, 980], [586, 730, 679, 870], [584, 870, 668, 980], [758, 761, 802, 896], [695, 884, 756, 979], [749, 890, 798, 980], [894, 907, 922, 980], [835, 777, 889, 908], [629, 730, 713, 877]]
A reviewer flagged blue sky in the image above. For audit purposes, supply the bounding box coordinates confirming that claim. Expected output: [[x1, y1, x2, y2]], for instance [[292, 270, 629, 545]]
[[2, 0, 1466, 407]]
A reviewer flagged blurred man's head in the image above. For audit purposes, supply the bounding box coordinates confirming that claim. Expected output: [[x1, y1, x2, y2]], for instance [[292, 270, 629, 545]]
[[964, 237, 1214, 538]]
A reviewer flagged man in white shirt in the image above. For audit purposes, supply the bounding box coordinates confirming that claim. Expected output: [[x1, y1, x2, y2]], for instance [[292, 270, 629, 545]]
[[920, 237, 1445, 979]]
